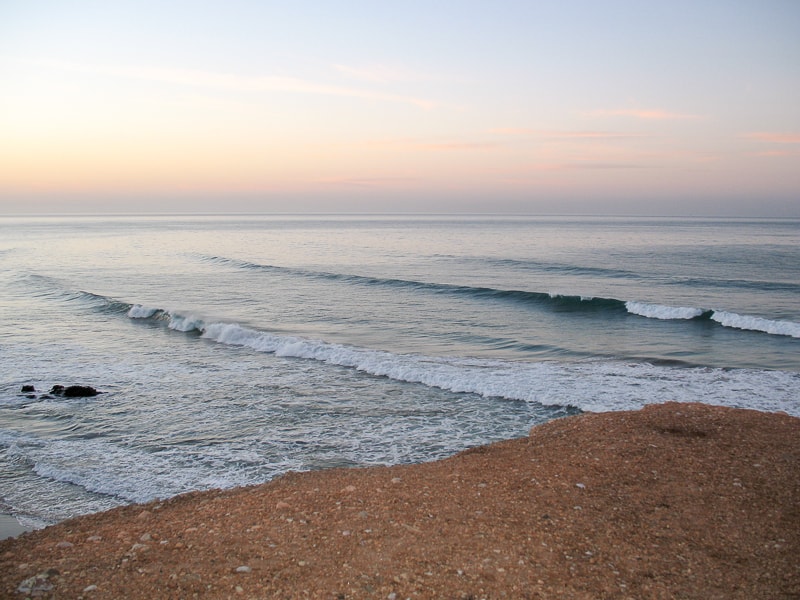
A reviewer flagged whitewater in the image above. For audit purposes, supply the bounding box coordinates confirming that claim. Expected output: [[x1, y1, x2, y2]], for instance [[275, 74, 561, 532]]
[[1, 214, 798, 527]]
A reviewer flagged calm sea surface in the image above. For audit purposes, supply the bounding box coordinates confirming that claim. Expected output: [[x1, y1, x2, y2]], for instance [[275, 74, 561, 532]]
[[1, 214, 798, 526]]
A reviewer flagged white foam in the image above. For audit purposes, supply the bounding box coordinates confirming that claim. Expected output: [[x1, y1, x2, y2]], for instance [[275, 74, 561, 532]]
[[711, 311, 800, 338], [198, 321, 800, 416], [626, 301, 704, 320], [127, 304, 158, 319], [167, 314, 206, 332]]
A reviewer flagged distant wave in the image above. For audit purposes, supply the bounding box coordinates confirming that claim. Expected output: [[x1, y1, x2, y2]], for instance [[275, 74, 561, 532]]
[[16, 266, 800, 342], [17, 273, 132, 314], [194, 255, 800, 338], [194, 254, 631, 313], [478, 257, 642, 280], [669, 276, 800, 294]]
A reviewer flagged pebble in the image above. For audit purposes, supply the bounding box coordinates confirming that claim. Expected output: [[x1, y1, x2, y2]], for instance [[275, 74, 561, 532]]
[[17, 569, 59, 595], [235, 565, 252, 573], [56, 541, 74, 549], [83, 584, 98, 593]]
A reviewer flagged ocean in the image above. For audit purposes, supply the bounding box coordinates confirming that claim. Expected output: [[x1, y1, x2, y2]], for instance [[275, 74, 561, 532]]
[[1, 214, 798, 528]]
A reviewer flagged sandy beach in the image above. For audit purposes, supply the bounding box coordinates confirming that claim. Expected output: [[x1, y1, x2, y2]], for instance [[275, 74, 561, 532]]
[[2, 402, 798, 599]]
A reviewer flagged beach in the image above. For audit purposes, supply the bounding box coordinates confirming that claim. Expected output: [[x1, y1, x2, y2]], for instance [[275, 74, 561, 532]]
[[2, 402, 798, 599]]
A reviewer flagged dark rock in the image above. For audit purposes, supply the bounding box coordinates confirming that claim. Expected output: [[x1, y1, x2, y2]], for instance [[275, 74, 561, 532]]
[[20, 385, 36, 393], [49, 385, 101, 397], [63, 385, 100, 398]]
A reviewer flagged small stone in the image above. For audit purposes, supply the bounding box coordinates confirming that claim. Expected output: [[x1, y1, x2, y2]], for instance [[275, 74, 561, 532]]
[[576, 483, 586, 489], [235, 586, 244, 594], [391, 477, 402, 484], [17, 569, 58, 595], [140, 533, 152, 542], [343, 485, 357, 493], [137, 510, 151, 520], [275, 501, 291, 510], [235, 565, 252, 573], [83, 584, 98, 593], [56, 541, 74, 549], [87, 535, 102, 542]]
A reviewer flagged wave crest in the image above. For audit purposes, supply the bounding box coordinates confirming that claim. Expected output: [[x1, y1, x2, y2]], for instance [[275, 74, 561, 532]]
[[625, 301, 706, 320], [711, 311, 800, 338]]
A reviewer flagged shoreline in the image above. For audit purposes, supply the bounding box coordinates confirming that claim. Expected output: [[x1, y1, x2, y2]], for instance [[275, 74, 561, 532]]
[[0, 514, 33, 541], [2, 402, 798, 598]]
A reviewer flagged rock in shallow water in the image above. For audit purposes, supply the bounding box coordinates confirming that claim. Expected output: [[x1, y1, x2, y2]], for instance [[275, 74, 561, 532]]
[[49, 384, 101, 397]]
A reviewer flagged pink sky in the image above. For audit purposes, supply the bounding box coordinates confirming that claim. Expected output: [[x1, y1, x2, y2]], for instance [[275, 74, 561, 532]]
[[1, 2, 798, 216]]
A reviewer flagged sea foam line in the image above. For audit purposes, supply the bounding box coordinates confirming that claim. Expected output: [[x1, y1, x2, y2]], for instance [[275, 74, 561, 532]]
[[126, 305, 799, 415]]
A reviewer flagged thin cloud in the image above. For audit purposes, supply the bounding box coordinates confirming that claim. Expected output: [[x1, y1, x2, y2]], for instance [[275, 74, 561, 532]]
[[316, 176, 420, 188], [22, 58, 438, 109], [333, 63, 430, 84], [368, 137, 498, 151], [751, 150, 793, 157], [586, 109, 701, 120], [746, 132, 800, 144], [419, 141, 499, 151], [489, 128, 646, 139], [531, 161, 652, 172]]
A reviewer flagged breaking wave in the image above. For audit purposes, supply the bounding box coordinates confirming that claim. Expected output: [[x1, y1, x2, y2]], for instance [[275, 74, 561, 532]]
[[124, 303, 799, 415]]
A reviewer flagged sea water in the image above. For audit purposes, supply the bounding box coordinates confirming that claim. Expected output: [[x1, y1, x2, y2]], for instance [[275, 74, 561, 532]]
[[1, 214, 798, 526]]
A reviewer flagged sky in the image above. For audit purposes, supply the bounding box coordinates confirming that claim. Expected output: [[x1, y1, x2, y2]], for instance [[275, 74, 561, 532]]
[[1, 1, 799, 216]]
